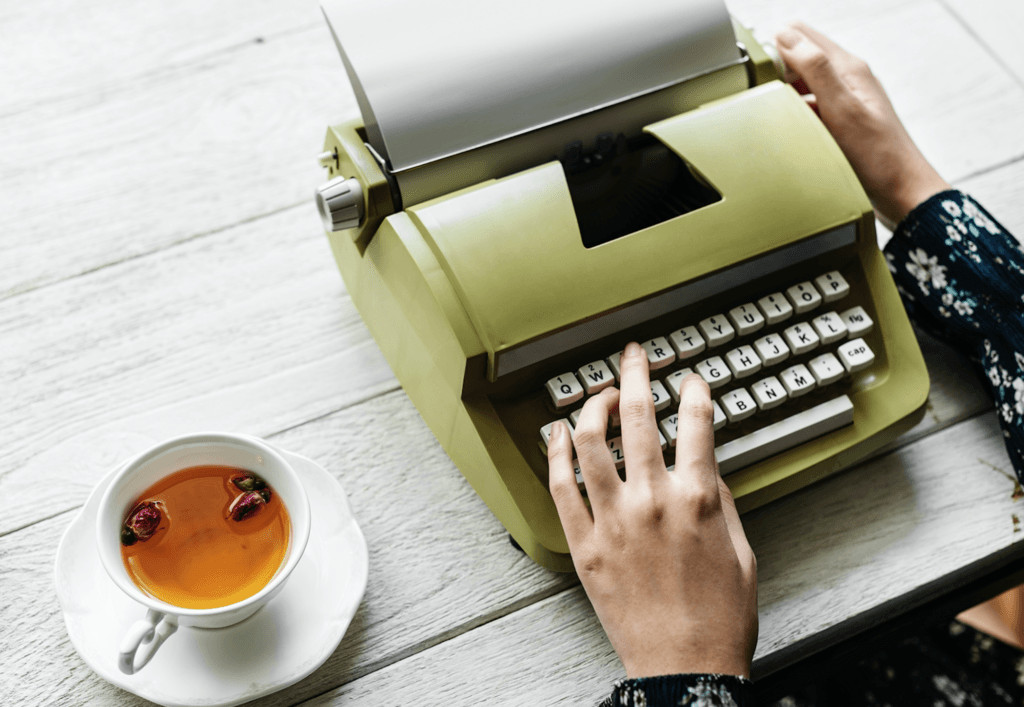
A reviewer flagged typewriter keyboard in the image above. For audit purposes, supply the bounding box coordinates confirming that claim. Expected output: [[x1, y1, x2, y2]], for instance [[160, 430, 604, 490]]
[[539, 270, 874, 489]]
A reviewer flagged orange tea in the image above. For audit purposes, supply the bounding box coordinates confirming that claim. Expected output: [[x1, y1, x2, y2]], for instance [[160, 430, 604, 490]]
[[120, 465, 290, 609]]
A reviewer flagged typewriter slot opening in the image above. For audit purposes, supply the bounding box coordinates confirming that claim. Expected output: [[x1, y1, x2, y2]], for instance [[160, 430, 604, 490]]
[[563, 133, 721, 249]]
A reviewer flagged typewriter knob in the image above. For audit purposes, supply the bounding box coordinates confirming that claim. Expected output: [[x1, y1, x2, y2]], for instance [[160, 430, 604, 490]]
[[316, 176, 364, 232]]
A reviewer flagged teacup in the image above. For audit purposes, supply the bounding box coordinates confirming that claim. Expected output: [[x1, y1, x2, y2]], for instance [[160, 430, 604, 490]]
[[95, 432, 311, 674]]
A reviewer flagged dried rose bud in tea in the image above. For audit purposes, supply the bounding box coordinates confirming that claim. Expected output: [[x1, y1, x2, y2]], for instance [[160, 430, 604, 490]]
[[229, 491, 266, 522], [230, 471, 267, 493], [121, 501, 162, 545]]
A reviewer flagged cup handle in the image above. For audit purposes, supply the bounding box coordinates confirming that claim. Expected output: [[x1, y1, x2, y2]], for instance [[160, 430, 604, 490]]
[[118, 609, 178, 674]]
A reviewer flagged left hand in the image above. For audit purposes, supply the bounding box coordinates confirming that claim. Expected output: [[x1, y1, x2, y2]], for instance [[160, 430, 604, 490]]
[[547, 341, 758, 678]]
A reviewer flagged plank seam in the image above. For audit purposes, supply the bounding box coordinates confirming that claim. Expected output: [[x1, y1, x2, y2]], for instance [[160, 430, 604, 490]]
[[0, 200, 309, 303], [935, 0, 1024, 92]]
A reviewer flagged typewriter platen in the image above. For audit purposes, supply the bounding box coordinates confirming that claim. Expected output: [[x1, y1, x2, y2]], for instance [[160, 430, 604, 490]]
[[315, 0, 929, 571]]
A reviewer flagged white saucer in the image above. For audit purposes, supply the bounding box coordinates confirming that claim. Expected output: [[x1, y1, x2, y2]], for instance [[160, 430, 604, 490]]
[[55, 447, 368, 707]]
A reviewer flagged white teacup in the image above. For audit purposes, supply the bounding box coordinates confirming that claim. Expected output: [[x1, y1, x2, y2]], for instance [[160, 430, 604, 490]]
[[95, 433, 311, 675]]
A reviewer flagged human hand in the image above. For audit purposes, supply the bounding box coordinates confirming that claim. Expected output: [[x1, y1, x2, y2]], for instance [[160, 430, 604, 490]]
[[547, 342, 758, 678], [774, 22, 951, 228]]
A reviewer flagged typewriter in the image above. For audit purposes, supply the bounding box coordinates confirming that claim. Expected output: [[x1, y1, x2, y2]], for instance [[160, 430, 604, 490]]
[[314, 0, 929, 570]]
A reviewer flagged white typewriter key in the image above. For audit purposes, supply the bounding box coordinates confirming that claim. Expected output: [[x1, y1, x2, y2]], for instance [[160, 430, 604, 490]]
[[660, 414, 678, 447], [669, 326, 706, 360], [698, 315, 736, 347], [753, 334, 790, 366], [642, 337, 676, 370], [837, 338, 875, 373], [724, 345, 762, 379], [696, 356, 733, 389], [782, 322, 820, 355], [815, 271, 850, 303], [577, 360, 615, 395], [727, 303, 766, 336], [540, 420, 573, 446], [780, 364, 816, 397], [720, 388, 757, 423], [757, 293, 794, 325], [786, 281, 823, 314], [607, 436, 626, 470], [658, 430, 669, 451], [664, 368, 695, 403], [712, 401, 727, 431], [546, 373, 584, 408], [751, 376, 788, 410], [811, 311, 848, 344], [650, 380, 671, 412], [808, 353, 845, 386], [715, 396, 854, 475], [840, 306, 874, 337], [606, 351, 625, 381]]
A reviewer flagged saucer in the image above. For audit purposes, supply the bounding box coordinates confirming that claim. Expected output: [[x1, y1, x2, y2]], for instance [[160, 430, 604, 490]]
[[55, 447, 369, 707]]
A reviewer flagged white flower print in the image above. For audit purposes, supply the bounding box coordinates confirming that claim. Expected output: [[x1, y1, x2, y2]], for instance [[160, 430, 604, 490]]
[[964, 198, 1001, 234], [942, 200, 962, 218], [1004, 368, 1015, 388], [905, 247, 948, 295], [938, 306, 951, 317], [885, 251, 897, 275], [966, 240, 977, 252], [953, 300, 974, 316], [985, 339, 996, 359], [946, 224, 962, 242], [1015, 378, 1024, 416], [990, 366, 1002, 387], [1015, 352, 1024, 371], [954, 218, 968, 235], [942, 292, 954, 306]]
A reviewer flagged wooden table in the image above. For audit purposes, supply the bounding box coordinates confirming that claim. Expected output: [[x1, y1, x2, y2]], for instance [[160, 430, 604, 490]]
[[3, 0, 1024, 703]]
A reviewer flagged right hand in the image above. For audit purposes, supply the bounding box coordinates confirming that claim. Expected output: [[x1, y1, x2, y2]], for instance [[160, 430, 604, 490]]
[[775, 22, 951, 228]]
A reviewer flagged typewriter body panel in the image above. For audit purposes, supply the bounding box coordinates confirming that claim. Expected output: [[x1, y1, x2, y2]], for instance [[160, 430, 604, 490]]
[[317, 4, 929, 570]]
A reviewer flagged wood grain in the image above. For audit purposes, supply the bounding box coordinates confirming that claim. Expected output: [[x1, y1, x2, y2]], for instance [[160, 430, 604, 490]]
[[309, 412, 1024, 705], [1, 391, 574, 706], [940, 0, 1024, 88]]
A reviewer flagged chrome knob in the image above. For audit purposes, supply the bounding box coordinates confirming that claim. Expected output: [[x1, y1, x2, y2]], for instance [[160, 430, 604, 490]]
[[316, 176, 364, 232]]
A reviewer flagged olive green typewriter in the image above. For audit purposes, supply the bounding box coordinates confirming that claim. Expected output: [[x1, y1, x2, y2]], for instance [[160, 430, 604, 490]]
[[314, 0, 929, 570]]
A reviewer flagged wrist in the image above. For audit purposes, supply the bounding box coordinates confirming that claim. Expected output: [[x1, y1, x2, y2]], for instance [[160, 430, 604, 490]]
[[887, 156, 951, 225]]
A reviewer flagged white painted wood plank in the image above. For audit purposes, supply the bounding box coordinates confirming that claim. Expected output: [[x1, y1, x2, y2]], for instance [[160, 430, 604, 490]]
[[0, 1, 322, 112], [0, 390, 574, 706], [0, 25, 358, 298], [309, 412, 1024, 705], [941, 0, 1024, 88], [0, 207, 397, 535]]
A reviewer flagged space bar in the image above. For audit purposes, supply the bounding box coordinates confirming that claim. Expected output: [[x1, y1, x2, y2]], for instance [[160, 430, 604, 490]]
[[714, 395, 855, 476]]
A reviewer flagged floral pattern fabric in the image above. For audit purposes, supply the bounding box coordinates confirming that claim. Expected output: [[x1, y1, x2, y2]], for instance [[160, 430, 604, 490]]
[[600, 673, 752, 707], [882, 190, 1024, 482]]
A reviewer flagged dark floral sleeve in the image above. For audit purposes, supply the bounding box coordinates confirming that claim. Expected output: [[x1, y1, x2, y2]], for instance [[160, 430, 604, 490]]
[[882, 189, 1024, 482], [599, 673, 753, 707]]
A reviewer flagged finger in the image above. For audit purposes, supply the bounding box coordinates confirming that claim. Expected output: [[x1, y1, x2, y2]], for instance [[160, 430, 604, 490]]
[[717, 476, 757, 579], [547, 421, 591, 546], [572, 386, 623, 509], [774, 24, 853, 111], [617, 342, 666, 484], [788, 22, 858, 71], [672, 373, 718, 494]]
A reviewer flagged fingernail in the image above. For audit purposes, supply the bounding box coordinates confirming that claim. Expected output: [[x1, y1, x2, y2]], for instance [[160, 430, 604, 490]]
[[552, 421, 566, 442], [776, 27, 802, 49], [625, 342, 642, 358]]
